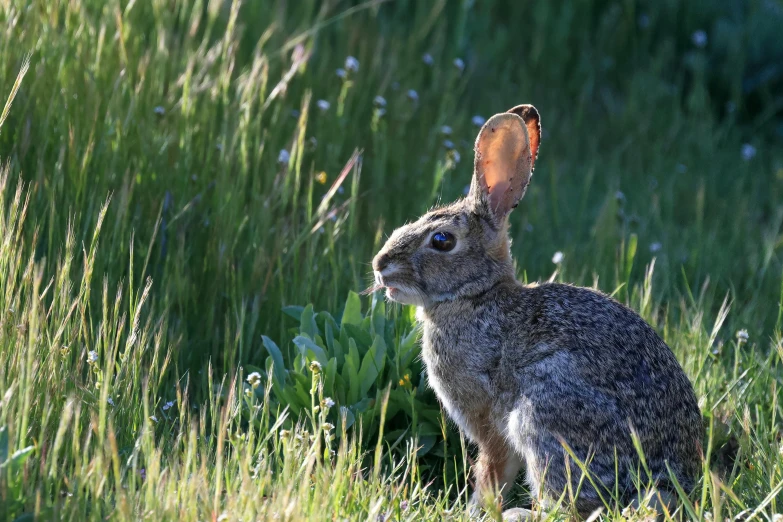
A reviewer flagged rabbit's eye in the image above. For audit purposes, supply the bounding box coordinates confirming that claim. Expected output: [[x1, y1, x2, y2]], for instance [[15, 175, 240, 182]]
[[431, 232, 456, 252]]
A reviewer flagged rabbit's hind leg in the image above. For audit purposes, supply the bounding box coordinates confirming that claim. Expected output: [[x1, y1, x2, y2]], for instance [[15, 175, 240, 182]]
[[471, 430, 524, 509]]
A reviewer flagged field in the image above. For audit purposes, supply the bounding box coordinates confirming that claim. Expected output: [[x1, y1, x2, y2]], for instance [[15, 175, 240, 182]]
[[0, 0, 782, 520]]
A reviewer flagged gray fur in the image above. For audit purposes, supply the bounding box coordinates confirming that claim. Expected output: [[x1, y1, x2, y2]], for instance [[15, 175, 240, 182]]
[[371, 106, 703, 518]]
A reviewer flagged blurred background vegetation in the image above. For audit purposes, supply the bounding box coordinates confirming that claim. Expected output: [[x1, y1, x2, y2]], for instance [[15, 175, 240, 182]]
[[0, 0, 782, 519]]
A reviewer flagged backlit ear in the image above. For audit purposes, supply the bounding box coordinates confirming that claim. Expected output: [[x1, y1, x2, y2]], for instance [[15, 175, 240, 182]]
[[468, 112, 533, 220], [506, 104, 541, 171]]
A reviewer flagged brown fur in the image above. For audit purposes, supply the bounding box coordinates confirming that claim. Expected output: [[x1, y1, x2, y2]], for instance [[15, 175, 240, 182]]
[[371, 106, 703, 518]]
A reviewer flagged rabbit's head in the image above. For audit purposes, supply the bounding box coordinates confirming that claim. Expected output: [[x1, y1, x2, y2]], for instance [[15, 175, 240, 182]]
[[371, 105, 541, 307]]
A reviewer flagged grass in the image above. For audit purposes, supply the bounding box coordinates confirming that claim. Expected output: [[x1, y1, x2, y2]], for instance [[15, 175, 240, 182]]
[[0, 0, 781, 519]]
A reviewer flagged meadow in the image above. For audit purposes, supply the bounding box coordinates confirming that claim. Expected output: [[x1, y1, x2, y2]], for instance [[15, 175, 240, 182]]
[[0, 0, 782, 519]]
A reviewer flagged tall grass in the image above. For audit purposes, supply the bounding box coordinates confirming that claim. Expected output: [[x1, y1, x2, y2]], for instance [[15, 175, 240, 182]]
[[0, 0, 781, 519]]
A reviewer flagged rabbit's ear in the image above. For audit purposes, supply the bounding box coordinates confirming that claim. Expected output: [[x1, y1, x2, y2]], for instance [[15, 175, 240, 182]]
[[469, 112, 534, 220], [506, 104, 541, 171]]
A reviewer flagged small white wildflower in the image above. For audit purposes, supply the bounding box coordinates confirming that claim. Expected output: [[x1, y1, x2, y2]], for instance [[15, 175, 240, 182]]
[[309, 360, 322, 374], [741, 144, 756, 161], [692, 30, 708, 48], [443, 139, 454, 150], [322, 422, 335, 432], [247, 372, 263, 389], [373, 95, 387, 108], [453, 58, 465, 72], [149, 415, 158, 423], [406, 89, 418, 102], [244, 388, 253, 398], [552, 251, 564, 264], [277, 149, 290, 165], [322, 397, 335, 408], [280, 429, 291, 438], [345, 56, 360, 72], [422, 53, 434, 66], [336, 68, 346, 79], [471, 115, 486, 127], [440, 125, 452, 135], [317, 99, 330, 112], [736, 329, 749, 343], [217, 514, 229, 522], [162, 400, 175, 411], [649, 242, 662, 253], [87, 351, 98, 364]]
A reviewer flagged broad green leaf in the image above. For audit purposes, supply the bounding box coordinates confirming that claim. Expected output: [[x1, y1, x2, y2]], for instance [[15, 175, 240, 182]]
[[282, 305, 305, 321], [261, 335, 288, 386], [371, 292, 385, 337], [299, 304, 318, 339], [290, 371, 312, 406], [0, 446, 34, 472], [342, 323, 373, 353], [292, 335, 328, 367], [324, 357, 337, 398], [416, 435, 437, 456], [332, 339, 344, 366], [344, 339, 362, 405], [338, 406, 355, 433], [324, 318, 335, 354], [358, 335, 387, 397], [340, 291, 362, 327], [398, 328, 420, 368]]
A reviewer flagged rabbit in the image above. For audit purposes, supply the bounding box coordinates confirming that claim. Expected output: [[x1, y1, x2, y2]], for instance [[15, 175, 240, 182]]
[[371, 105, 703, 519]]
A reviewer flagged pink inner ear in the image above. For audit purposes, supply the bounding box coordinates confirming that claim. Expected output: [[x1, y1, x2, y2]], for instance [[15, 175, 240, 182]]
[[488, 180, 511, 214], [474, 113, 532, 218]]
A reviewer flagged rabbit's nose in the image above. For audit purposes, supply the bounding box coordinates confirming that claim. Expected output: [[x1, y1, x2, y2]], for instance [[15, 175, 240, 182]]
[[372, 252, 390, 272]]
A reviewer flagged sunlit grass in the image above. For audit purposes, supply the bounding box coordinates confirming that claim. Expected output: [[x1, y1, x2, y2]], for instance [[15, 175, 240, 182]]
[[0, 0, 781, 520]]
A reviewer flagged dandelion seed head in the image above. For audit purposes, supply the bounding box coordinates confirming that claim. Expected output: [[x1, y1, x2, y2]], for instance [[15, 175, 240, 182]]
[[552, 251, 564, 264]]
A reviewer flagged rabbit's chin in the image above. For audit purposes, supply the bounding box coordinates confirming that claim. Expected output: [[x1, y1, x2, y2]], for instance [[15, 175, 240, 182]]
[[385, 286, 429, 307]]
